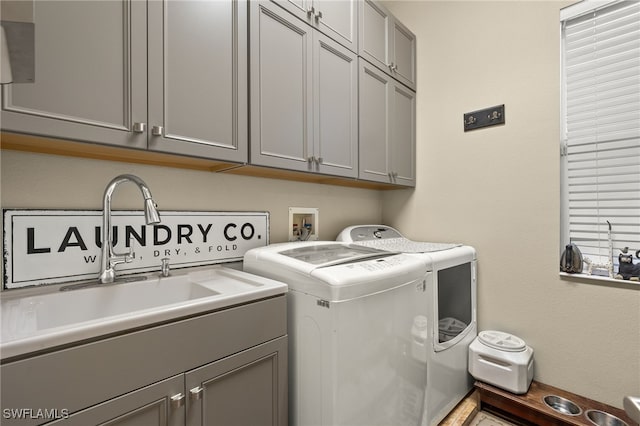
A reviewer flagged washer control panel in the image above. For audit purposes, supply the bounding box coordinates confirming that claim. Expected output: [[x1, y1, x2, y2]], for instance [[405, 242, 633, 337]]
[[347, 225, 403, 241], [338, 225, 460, 254]]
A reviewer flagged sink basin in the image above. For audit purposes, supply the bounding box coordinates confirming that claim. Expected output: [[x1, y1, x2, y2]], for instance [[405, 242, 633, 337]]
[[1, 266, 287, 359]]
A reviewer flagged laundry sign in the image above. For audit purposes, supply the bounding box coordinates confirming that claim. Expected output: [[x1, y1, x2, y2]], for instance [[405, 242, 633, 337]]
[[3, 210, 269, 289]]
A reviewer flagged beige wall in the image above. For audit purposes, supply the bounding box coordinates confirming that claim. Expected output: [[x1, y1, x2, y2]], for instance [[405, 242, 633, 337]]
[[382, 0, 640, 408], [0, 149, 382, 246]]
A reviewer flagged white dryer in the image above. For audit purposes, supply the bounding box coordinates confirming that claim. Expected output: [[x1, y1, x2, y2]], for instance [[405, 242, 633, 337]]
[[337, 225, 477, 426], [244, 241, 430, 426]]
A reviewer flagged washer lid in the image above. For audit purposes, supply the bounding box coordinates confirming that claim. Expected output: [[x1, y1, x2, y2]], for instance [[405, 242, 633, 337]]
[[279, 243, 392, 267], [478, 330, 527, 352]]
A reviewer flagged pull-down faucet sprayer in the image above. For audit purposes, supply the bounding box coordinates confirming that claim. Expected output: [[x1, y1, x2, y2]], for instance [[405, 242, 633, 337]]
[[98, 174, 161, 284]]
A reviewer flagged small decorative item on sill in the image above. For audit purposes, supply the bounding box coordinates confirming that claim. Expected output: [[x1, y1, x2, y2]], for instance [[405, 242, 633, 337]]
[[560, 243, 583, 273], [584, 220, 614, 278], [615, 247, 640, 281]]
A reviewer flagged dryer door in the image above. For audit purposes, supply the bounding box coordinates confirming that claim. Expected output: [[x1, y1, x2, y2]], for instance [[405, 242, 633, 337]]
[[433, 260, 477, 352]]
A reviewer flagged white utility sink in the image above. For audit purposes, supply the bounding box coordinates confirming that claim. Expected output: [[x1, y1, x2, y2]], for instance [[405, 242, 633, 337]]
[[1, 266, 287, 359]]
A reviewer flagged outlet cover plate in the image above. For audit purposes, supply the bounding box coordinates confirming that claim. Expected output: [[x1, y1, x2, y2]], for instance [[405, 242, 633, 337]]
[[464, 104, 505, 131]]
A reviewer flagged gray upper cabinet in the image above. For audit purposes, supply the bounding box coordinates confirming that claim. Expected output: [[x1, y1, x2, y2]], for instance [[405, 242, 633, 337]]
[[1, 0, 247, 163], [391, 18, 417, 91], [1, 0, 148, 149], [250, 1, 358, 178], [250, 1, 312, 173], [389, 81, 416, 186], [313, 32, 358, 178], [2, 0, 416, 188], [359, 59, 415, 187], [147, 0, 247, 162], [271, 0, 358, 53], [359, 0, 416, 90]]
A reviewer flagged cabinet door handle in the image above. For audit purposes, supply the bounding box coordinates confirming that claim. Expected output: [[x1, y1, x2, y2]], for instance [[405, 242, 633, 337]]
[[315, 10, 323, 21], [132, 122, 146, 133], [189, 386, 204, 401], [306, 6, 315, 17], [170, 393, 185, 409], [317, 157, 323, 164], [151, 125, 164, 136]]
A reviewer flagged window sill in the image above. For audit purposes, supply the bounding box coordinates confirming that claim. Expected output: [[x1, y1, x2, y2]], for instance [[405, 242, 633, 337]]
[[559, 272, 640, 289]]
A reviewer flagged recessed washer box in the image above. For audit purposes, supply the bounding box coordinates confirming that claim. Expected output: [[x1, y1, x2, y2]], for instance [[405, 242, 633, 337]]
[[288, 207, 318, 241]]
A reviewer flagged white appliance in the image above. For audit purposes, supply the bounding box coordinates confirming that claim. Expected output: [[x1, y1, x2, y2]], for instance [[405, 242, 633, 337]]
[[469, 330, 534, 394], [337, 225, 477, 426], [243, 241, 430, 426]]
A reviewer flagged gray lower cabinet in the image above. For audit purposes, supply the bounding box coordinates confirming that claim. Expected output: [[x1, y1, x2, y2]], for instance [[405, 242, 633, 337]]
[[47, 338, 287, 426], [0, 297, 287, 426], [47, 375, 185, 426], [185, 337, 287, 426], [1, 0, 247, 163], [359, 59, 416, 187], [250, 1, 358, 178], [359, 0, 416, 90]]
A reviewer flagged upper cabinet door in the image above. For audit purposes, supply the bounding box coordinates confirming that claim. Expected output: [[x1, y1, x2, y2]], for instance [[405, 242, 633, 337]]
[[1, 0, 147, 149], [359, 59, 415, 187], [358, 0, 391, 73], [272, 0, 358, 53], [147, 0, 248, 163], [391, 18, 417, 90], [358, 60, 391, 184], [313, 32, 358, 178], [389, 81, 416, 187], [250, 1, 314, 172], [359, 0, 416, 90]]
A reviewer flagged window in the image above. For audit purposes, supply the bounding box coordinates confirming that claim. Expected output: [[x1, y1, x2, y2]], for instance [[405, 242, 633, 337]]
[[560, 0, 640, 278]]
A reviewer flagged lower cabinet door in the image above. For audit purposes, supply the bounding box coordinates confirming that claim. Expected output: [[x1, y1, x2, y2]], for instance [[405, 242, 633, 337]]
[[48, 375, 184, 426], [185, 337, 288, 426]]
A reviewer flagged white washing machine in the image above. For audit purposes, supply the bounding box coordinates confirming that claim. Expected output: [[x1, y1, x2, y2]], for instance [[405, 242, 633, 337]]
[[337, 225, 477, 426], [243, 241, 430, 426]]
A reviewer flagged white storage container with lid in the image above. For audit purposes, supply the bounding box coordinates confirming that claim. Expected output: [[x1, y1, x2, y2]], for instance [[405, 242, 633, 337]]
[[468, 330, 534, 394]]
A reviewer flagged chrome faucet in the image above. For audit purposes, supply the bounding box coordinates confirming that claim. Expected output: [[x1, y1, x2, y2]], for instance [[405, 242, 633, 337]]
[[98, 174, 161, 284]]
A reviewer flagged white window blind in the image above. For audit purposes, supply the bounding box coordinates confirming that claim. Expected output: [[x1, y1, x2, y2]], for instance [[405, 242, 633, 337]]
[[561, 0, 640, 274]]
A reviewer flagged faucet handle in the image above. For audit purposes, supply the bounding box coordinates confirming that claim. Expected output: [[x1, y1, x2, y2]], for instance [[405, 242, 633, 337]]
[[125, 245, 134, 263], [123, 238, 135, 263], [110, 240, 135, 266], [161, 258, 171, 277]]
